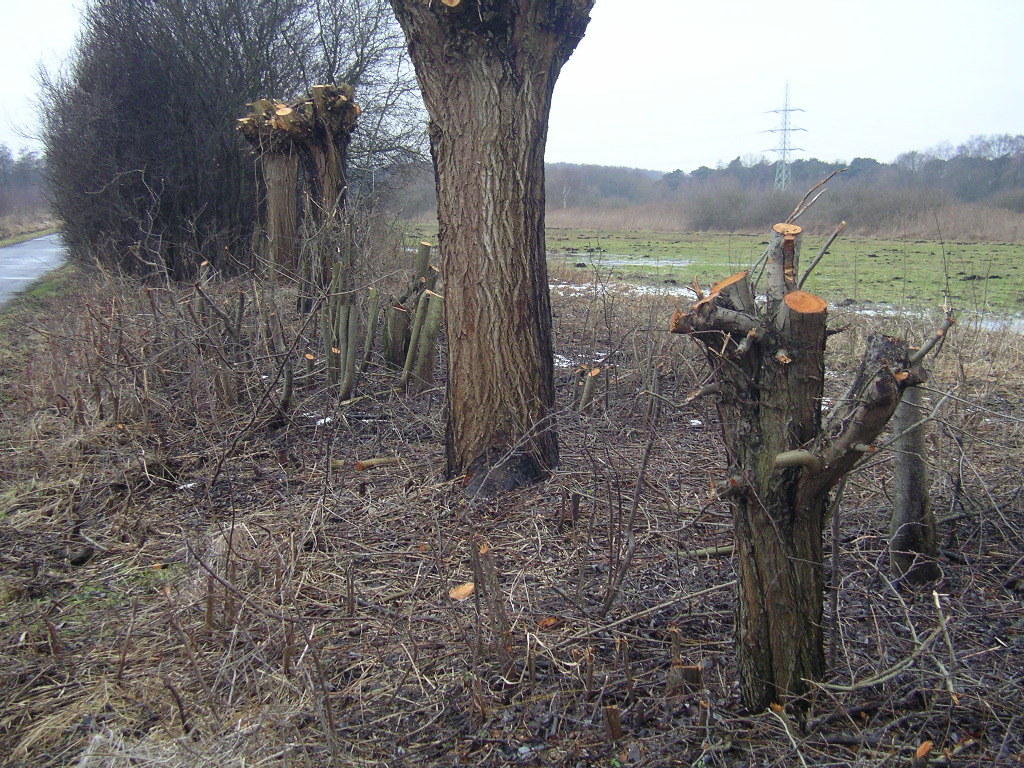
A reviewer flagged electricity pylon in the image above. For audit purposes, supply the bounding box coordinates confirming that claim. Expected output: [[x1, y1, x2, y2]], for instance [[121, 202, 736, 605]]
[[765, 83, 805, 191]]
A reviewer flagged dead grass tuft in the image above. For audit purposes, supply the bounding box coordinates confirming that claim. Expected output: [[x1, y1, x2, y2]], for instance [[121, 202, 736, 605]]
[[889, 203, 1024, 242]]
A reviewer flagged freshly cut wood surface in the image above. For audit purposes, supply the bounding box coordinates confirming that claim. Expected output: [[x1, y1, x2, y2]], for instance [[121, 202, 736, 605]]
[[783, 290, 826, 314], [771, 222, 803, 236], [711, 270, 749, 294]]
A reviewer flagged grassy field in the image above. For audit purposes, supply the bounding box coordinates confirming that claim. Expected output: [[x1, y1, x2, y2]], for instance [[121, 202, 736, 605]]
[[404, 225, 1024, 314]]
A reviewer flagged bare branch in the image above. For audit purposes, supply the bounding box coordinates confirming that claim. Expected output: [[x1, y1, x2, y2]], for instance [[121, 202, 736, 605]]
[[798, 220, 848, 288], [785, 168, 846, 223], [910, 312, 956, 364], [774, 449, 822, 472]]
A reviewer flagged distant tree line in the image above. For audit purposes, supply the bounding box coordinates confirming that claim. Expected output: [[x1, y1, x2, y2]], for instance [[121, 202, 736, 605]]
[[387, 134, 1024, 234], [0, 146, 46, 218], [41, 0, 422, 278], [555, 136, 1024, 232]]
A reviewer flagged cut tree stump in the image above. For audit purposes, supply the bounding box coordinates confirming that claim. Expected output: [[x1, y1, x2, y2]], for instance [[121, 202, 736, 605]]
[[890, 384, 941, 584], [669, 214, 934, 711]]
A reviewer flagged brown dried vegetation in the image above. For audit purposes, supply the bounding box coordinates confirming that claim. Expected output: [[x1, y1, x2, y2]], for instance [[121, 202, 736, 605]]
[[0, 262, 1022, 766]]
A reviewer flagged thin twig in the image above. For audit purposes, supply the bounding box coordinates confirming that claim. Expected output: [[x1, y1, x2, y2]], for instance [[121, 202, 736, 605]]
[[553, 580, 736, 650], [768, 707, 810, 768], [932, 590, 960, 699], [828, 476, 848, 669], [598, 407, 658, 616], [786, 169, 846, 223], [910, 311, 956, 364], [798, 221, 848, 288]]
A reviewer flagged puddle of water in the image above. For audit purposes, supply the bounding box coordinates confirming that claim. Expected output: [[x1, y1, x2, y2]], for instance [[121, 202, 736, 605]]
[[553, 351, 614, 368], [549, 280, 696, 299], [550, 282, 1024, 334], [834, 302, 1024, 334], [553, 354, 575, 368], [409, 248, 1024, 334], [977, 315, 1024, 333], [553, 252, 694, 268]]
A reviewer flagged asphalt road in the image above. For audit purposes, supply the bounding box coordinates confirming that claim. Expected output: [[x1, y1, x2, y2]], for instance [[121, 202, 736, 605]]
[[0, 234, 66, 306]]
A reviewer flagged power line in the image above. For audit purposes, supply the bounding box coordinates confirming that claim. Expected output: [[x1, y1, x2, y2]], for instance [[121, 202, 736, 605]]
[[764, 83, 806, 190]]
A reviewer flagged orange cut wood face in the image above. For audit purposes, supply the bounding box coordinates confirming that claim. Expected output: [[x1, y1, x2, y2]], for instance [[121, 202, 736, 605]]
[[711, 270, 748, 295], [783, 290, 827, 313], [448, 582, 475, 601], [771, 222, 802, 237]]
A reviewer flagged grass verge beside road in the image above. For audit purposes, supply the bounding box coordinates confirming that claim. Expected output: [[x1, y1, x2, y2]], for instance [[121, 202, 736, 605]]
[[0, 263, 77, 315], [0, 265, 79, 414], [0, 226, 60, 249]]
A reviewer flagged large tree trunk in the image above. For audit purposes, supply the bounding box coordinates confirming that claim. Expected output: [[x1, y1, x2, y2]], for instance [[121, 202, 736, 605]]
[[295, 84, 359, 305], [301, 84, 354, 224], [237, 102, 303, 279], [390, 0, 594, 494], [262, 151, 299, 277], [671, 223, 927, 710]]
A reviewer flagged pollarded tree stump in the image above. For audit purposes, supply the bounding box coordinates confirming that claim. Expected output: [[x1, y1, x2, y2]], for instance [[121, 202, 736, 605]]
[[670, 222, 928, 710]]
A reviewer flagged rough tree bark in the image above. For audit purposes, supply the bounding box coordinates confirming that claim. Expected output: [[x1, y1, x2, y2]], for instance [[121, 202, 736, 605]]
[[389, 0, 594, 494], [890, 384, 941, 584], [670, 221, 931, 711], [293, 84, 360, 308], [299, 84, 359, 224], [262, 152, 300, 275], [237, 101, 302, 277]]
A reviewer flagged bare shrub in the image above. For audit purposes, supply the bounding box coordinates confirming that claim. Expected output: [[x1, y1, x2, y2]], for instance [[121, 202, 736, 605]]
[[682, 179, 797, 231], [39, 0, 308, 277], [0, 147, 47, 221], [40, 0, 421, 279], [546, 203, 687, 231], [890, 202, 1024, 242]]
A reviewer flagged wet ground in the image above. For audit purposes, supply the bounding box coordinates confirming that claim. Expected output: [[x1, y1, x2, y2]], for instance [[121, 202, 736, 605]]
[[0, 234, 65, 306]]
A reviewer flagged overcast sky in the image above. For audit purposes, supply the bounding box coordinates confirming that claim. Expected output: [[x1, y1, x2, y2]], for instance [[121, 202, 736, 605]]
[[3, 0, 1022, 172], [0, 0, 81, 153]]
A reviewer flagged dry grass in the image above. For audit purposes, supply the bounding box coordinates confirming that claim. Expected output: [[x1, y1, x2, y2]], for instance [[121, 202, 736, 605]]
[[0, 210, 59, 244], [0, 263, 1022, 767], [889, 203, 1024, 243], [545, 201, 1024, 244], [546, 205, 690, 232]]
